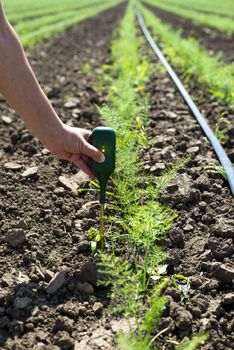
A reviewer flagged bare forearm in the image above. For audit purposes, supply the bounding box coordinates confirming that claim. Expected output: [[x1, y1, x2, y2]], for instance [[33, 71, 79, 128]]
[[0, 1, 104, 177], [0, 16, 63, 150]]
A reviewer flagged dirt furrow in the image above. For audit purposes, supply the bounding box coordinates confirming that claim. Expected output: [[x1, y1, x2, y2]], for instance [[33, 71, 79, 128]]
[[144, 3, 234, 64], [143, 58, 234, 349]]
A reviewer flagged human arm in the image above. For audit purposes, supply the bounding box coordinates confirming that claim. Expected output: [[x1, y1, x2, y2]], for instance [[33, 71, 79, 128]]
[[0, 1, 104, 178]]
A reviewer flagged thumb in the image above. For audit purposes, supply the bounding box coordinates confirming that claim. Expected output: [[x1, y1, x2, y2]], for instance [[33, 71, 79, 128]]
[[82, 140, 105, 163]]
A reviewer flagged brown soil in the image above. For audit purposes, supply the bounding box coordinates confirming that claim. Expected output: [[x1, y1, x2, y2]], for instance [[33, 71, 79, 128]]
[[144, 2, 234, 64], [0, 4, 126, 350], [0, 2, 234, 350], [186, 79, 234, 163], [143, 44, 234, 350]]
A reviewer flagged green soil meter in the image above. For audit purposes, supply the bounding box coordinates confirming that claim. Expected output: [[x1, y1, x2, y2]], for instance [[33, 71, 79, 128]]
[[91, 127, 116, 204], [91, 127, 116, 250]]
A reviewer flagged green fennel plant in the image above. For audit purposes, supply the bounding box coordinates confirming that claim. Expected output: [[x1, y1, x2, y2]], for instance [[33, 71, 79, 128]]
[[95, 1, 206, 349]]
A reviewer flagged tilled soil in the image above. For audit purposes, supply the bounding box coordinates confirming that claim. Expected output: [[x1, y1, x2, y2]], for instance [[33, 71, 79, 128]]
[[144, 3, 234, 64], [143, 59, 234, 349], [186, 80, 234, 164], [0, 3, 234, 350], [0, 4, 126, 350], [141, 3, 234, 163]]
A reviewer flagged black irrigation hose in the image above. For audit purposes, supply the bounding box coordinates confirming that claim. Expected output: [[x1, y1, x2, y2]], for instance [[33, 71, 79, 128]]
[[135, 6, 234, 197]]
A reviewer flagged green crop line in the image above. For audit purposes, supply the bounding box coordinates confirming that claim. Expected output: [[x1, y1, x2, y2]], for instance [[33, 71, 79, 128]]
[[15, 8, 98, 36], [16, 0, 122, 48], [4, 0, 86, 14], [92, 1, 207, 349], [139, 4, 234, 109], [144, 0, 234, 35], [154, 0, 234, 19], [6, 0, 106, 25]]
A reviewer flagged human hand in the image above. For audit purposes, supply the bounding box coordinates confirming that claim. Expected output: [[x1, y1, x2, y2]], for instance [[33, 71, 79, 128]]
[[46, 124, 105, 178], [0, 5, 104, 178]]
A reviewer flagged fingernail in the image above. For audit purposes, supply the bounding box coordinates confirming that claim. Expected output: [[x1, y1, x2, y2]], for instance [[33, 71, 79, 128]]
[[99, 153, 105, 163]]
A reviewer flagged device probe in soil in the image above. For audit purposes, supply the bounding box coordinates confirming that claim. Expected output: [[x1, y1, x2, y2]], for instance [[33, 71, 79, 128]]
[[91, 127, 116, 248], [135, 6, 234, 197]]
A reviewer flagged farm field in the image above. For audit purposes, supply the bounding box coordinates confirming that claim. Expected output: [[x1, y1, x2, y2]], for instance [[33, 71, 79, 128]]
[[3, 0, 123, 47], [146, 0, 234, 19], [143, 1, 234, 64], [144, 0, 234, 34], [0, 1, 234, 350]]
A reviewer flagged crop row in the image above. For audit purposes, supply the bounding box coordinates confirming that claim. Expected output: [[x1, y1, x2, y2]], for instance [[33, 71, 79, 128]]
[[5, 0, 105, 25], [88, 1, 208, 349], [155, 0, 234, 18], [140, 3, 234, 110], [4, 0, 94, 15], [11, 0, 122, 48], [145, 0, 234, 34], [15, 3, 105, 36]]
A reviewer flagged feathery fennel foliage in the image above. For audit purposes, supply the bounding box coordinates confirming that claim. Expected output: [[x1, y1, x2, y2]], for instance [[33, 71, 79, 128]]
[[95, 1, 206, 349], [95, 1, 203, 349], [97, 0, 171, 346]]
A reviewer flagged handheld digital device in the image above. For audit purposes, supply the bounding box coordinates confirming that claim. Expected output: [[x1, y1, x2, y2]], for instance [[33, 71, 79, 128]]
[[91, 127, 116, 249], [91, 127, 116, 204]]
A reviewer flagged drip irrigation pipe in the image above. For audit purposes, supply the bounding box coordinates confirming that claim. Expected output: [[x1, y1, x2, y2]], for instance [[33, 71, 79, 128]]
[[135, 6, 234, 196]]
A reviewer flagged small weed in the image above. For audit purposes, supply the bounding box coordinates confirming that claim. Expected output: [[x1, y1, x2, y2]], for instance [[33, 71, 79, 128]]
[[44, 256, 56, 268], [177, 334, 209, 350], [171, 274, 191, 302], [101, 64, 111, 73], [155, 156, 190, 193], [81, 63, 91, 74], [214, 112, 230, 144], [88, 227, 101, 253], [77, 179, 116, 198], [134, 112, 149, 148], [205, 163, 227, 180], [64, 95, 74, 102]]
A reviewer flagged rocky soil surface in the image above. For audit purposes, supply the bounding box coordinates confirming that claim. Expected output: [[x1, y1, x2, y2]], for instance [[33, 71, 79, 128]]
[[0, 2, 234, 350], [0, 4, 127, 350], [142, 3, 234, 164], [143, 54, 234, 349]]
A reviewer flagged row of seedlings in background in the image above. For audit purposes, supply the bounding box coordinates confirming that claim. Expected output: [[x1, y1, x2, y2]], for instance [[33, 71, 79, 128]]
[[12, 0, 122, 47], [140, 3, 234, 109], [145, 0, 234, 34], [139, 3, 233, 179]]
